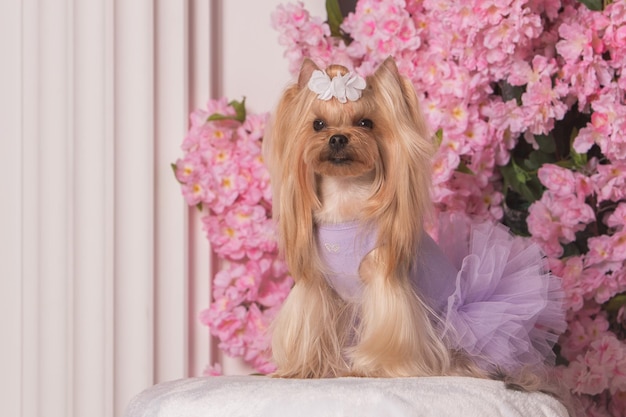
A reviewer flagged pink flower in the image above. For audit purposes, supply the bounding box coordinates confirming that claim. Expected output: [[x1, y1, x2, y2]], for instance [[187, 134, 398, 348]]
[[562, 358, 593, 394], [574, 124, 604, 154], [575, 173, 594, 198], [484, 99, 527, 138], [527, 190, 595, 257], [605, 202, 626, 230], [210, 170, 249, 214], [587, 334, 624, 370], [592, 267, 626, 304], [203, 216, 244, 260], [257, 276, 293, 308], [586, 236, 614, 266], [561, 318, 591, 359], [609, 231, 626, 262], [526, 200, 558, 247], [557, 195, 596, 238], [174, 154, 203, 184], [612, 356, 626, 395], [537, 164, 577, 198], [181, 173, 212, 207], [556, 21, 595, 63], [202, 363, 223, 377], [593, 163, 626, 202], [558, 256, 586, 312], [431, 149, 460, 186], [610, 390, 626, 417]]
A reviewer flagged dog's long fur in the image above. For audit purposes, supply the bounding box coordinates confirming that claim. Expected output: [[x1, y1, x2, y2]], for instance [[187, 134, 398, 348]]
[[264, 57, 485, 379]]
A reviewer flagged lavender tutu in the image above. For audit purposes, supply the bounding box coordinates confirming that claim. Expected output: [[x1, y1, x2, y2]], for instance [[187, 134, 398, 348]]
[[317, 215, 567, 372], [434, 216, 566, 372]]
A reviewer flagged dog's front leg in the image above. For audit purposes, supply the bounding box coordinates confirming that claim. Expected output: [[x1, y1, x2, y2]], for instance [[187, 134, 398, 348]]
[[349, 248, 450, 377], [271, 277, 351, 378]]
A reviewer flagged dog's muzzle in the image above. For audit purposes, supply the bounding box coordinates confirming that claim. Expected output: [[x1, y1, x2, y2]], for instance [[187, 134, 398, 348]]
[[328, 134, 351, 164], [329, 134, 348, 152]]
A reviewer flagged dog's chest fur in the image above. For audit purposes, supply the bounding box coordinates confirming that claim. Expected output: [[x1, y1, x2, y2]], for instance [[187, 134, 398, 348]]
[[314, 173, 375, 224]]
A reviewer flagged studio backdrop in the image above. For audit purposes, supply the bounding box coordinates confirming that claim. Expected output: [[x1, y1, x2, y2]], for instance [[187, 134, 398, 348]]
[[0, 1, 324, 417]]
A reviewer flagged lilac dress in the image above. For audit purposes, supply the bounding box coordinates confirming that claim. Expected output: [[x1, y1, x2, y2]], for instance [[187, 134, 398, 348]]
[[316, 215, 566, 372]]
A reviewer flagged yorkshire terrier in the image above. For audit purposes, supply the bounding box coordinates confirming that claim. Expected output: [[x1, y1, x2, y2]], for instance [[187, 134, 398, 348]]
[[264, 57, 566, 387]]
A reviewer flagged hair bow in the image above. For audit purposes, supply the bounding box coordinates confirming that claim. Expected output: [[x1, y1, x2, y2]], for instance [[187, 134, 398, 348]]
[[307, 70, 366, 103]]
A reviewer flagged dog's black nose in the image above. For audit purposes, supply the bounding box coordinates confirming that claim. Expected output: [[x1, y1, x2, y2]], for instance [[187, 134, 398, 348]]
[[329, 134, 348, 151]]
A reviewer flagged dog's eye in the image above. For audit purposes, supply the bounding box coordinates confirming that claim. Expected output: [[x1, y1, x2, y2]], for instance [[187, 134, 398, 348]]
[[313, 119, 326, 132], [357, 119, 374, 129]]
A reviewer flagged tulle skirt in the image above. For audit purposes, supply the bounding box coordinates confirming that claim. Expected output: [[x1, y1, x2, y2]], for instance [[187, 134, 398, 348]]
[[435, 215, 567, 372]]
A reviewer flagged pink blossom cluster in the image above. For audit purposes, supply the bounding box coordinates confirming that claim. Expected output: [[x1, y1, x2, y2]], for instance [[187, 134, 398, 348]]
[[271, 0, 626, 414], [534, 161, 626, 312], [556, 306, 626, 417], [271, 3, 337, 74], [527, 164, 595, 259], [200, 257, 292, 373], [559, 6, 626, 162], [174, 98, 292, 373]]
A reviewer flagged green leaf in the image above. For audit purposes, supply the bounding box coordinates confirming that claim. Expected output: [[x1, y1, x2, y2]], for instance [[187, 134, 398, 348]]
[[229, 98, 247, 122], [605, 293, 626, 315], [512, 159, 531, 184], [502, 196, 530, 237], [571, 147, 588, 168], [569, 127, 588, 168], [498, 80, 525, 105], [561, 242, 581, 258], [207, 113, 231, 122], [500, 162, 523, 195], [456, 161, 475, 175], [207, 97, 247, 123], [326, 0, 344, 38], [556, 160, 576, 170], [535, 134, 557, 154], [434, 128, 444, 146], [576, 0, 603, 10], [171, 162, 182, 183], [500, 159, 544, 203], [524, 150, 556, 171], [569, 126, 579, 146]]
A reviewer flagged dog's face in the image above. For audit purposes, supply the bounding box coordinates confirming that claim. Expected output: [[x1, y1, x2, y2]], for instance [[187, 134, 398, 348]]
[[302, 85, 381, 179]]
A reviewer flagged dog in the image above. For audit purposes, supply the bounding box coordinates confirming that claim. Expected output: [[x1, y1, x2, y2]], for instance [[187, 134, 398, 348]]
[[264, 57, 566, 387]]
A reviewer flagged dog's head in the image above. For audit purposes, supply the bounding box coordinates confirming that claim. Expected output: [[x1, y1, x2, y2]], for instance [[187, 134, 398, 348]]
[[264, 57, 434, 280], [300, 62, 379, 179]]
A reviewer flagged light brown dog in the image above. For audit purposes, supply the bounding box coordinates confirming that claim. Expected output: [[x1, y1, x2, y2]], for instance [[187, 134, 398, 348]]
[[264, 57, 486, 378]]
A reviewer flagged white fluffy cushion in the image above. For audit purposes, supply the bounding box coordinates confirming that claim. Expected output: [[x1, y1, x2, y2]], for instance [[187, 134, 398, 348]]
[[125, 375, 568, 417]]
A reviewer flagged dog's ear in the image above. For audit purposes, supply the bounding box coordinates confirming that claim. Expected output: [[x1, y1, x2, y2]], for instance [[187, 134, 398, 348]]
[[374, 56, 402, 83], [298, 58, 320, 89], [373, 56, 431, 141]]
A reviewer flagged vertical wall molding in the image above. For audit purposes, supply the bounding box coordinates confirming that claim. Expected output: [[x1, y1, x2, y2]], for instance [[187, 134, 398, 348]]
[[71, 2, 113, 416], [188, 0, 214, 377], [0, 1, 25, 416], [1, 1, 326, 416], [153, 0, 190, 384], [113, 1, 156, 414], [1, 1, 204, 416]]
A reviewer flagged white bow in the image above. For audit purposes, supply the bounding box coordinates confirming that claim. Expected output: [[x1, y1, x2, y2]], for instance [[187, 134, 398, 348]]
[[307, 70, 366, 103]]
